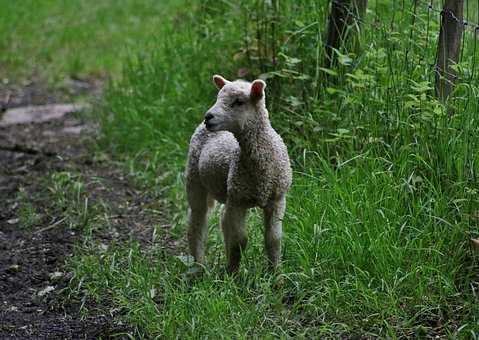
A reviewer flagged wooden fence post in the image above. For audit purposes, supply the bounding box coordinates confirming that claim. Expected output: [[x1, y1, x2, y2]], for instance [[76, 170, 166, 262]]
[[353, 0, 368, 20], [324, 0, 368, 68], [435, 0, 464, 101]]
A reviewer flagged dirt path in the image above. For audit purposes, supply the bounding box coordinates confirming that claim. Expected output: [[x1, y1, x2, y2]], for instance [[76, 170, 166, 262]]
[[0, 81, 167, 339]]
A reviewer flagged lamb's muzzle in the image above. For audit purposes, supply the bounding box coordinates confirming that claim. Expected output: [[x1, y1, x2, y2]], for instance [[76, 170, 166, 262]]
[[185, 74, 292, 273]]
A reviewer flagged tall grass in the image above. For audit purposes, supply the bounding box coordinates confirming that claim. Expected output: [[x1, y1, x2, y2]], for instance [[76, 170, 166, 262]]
[[74, 0, 479, 337]]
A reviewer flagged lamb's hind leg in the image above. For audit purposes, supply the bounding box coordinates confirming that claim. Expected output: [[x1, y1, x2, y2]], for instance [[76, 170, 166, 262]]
[[187, 184, 210, 264], [221, 203, 248, 273], [263, 195, 286, 269]]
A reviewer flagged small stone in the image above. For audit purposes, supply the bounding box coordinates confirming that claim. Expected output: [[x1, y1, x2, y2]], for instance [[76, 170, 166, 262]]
[[175, 254, 195, 266], [6, 264, 20, 273], [49, 271, 63, 281], [62, 126, 85, 134], [0, 103, 90, 126], [37, 286, 55, 297], [7, 218, 19, 225]]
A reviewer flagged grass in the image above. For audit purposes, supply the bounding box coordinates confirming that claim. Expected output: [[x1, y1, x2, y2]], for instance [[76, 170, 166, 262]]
[[75, 0, 479, 337], [0, 0, 177, 82], [16, 187, 40, 228], [3, 0, 479, 338]]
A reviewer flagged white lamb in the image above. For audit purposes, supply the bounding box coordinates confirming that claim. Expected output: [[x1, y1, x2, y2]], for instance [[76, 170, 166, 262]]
[[186, 75, 292, 273]]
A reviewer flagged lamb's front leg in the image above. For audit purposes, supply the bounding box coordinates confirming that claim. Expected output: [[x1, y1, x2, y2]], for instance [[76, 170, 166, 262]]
[[221, 203, 248, 273], [187, 186, 211, 264], [263, 195, 286, 269]]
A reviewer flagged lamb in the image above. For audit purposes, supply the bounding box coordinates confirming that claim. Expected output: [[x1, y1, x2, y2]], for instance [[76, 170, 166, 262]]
[[185, 74, 292, 273]]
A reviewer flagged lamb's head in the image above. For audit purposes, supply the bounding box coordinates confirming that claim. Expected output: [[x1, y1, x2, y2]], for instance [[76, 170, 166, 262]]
[[204, 75, 267, 134]]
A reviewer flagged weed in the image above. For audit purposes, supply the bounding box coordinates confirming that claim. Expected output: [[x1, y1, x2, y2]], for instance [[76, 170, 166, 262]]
[[16, 187, 40, 228], [47, 171, 109, 240]]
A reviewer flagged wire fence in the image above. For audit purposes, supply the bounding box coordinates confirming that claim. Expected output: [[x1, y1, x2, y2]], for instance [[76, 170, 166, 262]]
[[418, 0, 479, 34], [321, 1, 478, 89], [237, 0, 479, 107], [417, 0, 478, 86]]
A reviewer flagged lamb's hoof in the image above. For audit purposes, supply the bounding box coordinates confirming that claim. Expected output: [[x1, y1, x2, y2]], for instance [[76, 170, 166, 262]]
[[186, 264, 204, 277], [180, 263, 207, 283], [272, 273, 285, 290], [226, 264, 240, 276], [267, 260, 281, 272]]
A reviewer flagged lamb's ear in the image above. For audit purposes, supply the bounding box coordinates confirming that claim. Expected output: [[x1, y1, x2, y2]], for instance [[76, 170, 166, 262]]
[[213, 75, 229, 90], [250, 79, 266, 101]]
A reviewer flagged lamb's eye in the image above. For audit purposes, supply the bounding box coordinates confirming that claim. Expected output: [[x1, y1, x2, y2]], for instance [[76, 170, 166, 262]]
[[231, 98, 245, 107]]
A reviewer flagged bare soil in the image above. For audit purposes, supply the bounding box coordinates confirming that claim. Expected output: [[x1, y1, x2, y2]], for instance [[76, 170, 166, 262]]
[[0, 80, 168, 339]]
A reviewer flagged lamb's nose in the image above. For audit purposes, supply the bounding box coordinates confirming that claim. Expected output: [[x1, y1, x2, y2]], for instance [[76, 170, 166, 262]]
[[204, 113, 214, 122]]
